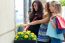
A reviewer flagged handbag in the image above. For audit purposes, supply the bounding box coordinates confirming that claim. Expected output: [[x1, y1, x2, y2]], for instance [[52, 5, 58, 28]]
[[56, 16, 65, 29], [46, 17, 64, 40], [56, 17, 63, 34], [46, 21, 64, 40], [50, 16, 63, 34]]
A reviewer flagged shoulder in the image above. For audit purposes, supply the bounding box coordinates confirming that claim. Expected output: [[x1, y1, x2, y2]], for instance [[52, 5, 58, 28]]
[[43, 12, 49, 18], [54, 14, 61, 17]]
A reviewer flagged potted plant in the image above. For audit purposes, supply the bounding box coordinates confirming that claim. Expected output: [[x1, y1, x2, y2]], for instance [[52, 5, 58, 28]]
[[14, 31, 37, 43]]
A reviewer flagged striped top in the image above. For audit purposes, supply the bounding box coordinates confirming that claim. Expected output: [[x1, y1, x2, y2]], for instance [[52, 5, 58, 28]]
[[38, 24, 50, 42]]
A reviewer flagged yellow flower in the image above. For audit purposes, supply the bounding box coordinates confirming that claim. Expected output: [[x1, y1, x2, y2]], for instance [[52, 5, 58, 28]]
[[31, 35, 34, 38], [24, 35, 29, 38], [20, 32, 23, 34], [33, 38, 36, 40], [18, 32, 23, 34], [31, 33, 36, 37], [16, 35, 19, 39], [34, 35, 36, 37], [26, 31, 31, 34], [31, 33, 35, 35], [18, 32, 21, 34]]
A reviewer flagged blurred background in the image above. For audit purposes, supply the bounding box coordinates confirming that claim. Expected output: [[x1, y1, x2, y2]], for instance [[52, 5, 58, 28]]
[[15, 0, 65, 26]]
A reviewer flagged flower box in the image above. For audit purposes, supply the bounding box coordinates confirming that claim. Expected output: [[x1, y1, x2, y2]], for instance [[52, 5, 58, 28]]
[[14, 31, 37, 43], [14, 40, 37, 43]]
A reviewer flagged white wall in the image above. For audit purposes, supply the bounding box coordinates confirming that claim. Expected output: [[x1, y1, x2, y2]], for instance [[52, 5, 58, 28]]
[[0, 0, 15, 43]]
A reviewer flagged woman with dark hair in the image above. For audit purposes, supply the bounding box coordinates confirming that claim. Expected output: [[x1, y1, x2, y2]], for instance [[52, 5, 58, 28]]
[[22, 1, 50, 42], [28, 1, 43, 37]]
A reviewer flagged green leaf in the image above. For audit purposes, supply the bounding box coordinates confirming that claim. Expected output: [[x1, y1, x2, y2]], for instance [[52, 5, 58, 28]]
[[60, 0, 65, 6]]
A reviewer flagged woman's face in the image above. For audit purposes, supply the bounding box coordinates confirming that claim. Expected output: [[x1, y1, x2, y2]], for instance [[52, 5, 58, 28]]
[[49, 5, 55, 13], [44, 4, 47, 11], [33, 3, 38, 11]]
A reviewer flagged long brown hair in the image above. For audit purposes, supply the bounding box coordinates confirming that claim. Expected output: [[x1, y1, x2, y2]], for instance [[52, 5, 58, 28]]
[[45, 2, 52, 18], [29, 1, 43, 22]]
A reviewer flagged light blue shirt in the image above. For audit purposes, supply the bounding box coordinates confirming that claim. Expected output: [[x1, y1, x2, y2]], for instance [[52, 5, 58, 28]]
[[46, 18, 64, 40]]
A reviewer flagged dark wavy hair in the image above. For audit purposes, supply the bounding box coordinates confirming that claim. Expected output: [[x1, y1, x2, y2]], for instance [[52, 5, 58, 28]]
[[45, 2, 50, 12], [29, 1, 43, 21], [45, 2, 52, 17]]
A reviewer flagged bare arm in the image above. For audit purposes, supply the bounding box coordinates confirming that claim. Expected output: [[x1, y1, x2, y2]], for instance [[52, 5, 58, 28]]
[[50, 16, 56, 29], [28, 14, 49, 25], [51, 21, 56, 29]]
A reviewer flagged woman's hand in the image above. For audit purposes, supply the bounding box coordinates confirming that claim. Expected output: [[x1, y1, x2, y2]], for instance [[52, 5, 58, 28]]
[[50, 20, 56, 29], [50, 16, 56, 29]]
